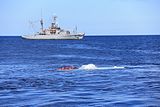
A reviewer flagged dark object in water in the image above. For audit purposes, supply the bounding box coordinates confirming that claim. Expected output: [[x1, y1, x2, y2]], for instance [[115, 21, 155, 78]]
[[57, 66, 78, 71]]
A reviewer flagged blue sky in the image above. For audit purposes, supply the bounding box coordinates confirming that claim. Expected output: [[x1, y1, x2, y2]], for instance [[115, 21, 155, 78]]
[[0, 0, 160, 35]]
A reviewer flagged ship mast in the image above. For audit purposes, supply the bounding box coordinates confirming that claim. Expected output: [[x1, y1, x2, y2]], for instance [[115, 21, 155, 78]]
[[54, 16, 57, 25], [75, 26, 77, 33], [40, 9, 44, 32], [51, 16, 57, 28], [40, 18, 44, 32]]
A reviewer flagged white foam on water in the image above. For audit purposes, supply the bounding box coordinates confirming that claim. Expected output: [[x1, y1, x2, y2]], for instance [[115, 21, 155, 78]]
[[96, 66, 125, 70], [79, 64, 97, 70], [79, 64, 125, 70]]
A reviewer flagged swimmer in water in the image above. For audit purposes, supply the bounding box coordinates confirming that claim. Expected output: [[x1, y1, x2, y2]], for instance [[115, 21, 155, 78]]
[[57, 66, 78, 71]]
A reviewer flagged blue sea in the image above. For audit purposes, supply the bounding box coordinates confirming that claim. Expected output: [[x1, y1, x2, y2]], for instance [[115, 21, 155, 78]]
[[0, 36, 160, 107]]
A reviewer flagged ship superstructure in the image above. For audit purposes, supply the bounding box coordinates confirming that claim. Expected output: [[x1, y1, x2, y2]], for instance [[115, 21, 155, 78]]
[[22, 16, 85, 40]]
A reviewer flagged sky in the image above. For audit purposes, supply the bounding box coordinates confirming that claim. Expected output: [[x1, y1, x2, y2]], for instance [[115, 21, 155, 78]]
[[0, 0, 160, 36]]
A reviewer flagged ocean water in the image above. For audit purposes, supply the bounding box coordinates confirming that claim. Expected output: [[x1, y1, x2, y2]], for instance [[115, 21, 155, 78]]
[[0, 36, 160, 107]]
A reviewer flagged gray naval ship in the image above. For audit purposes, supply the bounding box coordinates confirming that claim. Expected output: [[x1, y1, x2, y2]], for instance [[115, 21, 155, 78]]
[[22, 16, 85, 40]]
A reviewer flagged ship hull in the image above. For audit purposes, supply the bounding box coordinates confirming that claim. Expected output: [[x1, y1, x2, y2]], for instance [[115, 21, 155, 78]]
[[22, 34, 84, 40]]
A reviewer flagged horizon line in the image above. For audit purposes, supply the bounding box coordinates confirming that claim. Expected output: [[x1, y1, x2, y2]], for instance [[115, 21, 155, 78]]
[[0, 34, 160, 36], [0, 34, 160, 37]]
